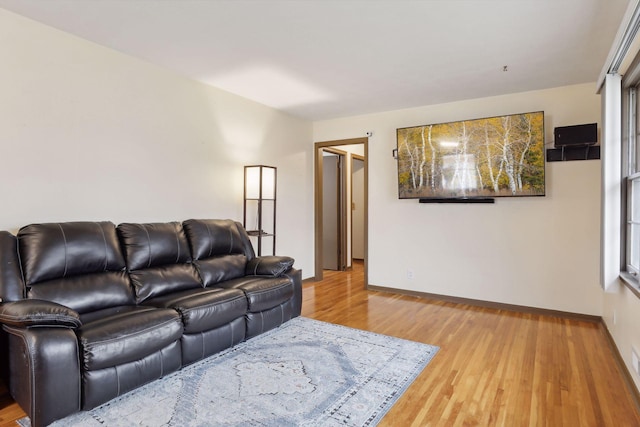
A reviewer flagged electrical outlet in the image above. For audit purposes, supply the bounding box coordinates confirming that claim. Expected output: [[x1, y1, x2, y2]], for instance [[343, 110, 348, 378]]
[[632, 348, 640, 376], [407, 269, 414, 280]]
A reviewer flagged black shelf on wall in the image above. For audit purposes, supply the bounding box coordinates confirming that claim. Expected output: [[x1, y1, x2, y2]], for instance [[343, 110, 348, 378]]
[[546, 145, 600, 162]]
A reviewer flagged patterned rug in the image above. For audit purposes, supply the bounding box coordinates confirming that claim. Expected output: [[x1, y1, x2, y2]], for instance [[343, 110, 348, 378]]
[[18, 317, 438, 427]]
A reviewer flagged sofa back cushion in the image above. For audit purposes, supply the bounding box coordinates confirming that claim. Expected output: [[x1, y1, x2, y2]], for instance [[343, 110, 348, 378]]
[[117, 222, 201, 303], [182, 219, 249, 286], [17, 222, 134, 313], [0, 231, 25, 302]]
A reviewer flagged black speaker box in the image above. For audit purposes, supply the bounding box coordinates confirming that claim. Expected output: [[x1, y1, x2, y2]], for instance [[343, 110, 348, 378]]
[[554, 123, 597, 147]]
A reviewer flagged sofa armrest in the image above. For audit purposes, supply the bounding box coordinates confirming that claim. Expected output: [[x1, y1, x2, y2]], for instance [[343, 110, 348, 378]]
[[5, 325, 81, 426], [246, 256, 295, 277], [284, 267, 302, 318], [0, 299, 81, 328]]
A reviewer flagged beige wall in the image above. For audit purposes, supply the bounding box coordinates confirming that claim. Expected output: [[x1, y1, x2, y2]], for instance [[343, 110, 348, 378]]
[[603, 283, 640, 391], [0, 9, 314, 275], [314, 83, 603, 315]]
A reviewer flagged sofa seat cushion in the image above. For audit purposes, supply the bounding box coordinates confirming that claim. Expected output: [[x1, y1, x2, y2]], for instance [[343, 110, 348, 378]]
[[215, 276, 293, 313], [79, 305, 144, 325], [145, 288, 247, 334], [78, 306, 183, 371]]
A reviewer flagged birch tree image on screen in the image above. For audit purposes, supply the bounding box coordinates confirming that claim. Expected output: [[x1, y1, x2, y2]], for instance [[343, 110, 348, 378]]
[[396, 111, 545, 199]]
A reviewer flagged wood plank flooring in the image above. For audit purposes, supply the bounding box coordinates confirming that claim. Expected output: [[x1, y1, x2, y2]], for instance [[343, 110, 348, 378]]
[[303, 262, 640, 426], [0, 383, 23, 427], [0, 261, 639, 426]]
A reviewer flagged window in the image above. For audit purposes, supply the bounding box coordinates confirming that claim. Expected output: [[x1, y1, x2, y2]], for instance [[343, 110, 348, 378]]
[[627, 175, 640, 275], [625, 87, 639, 276], [623, 65, 640, 287], [602, 2, 640, 291]]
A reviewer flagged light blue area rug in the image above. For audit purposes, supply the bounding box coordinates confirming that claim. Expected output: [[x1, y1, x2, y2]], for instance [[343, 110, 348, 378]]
[[19, 317, 438, 427]]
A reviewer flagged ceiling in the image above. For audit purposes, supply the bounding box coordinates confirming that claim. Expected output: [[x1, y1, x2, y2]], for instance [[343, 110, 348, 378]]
[[0, 0, 631, 121]]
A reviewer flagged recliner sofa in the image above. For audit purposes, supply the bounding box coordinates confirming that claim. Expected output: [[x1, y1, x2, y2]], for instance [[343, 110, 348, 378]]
[[0, 219, 302, 427]]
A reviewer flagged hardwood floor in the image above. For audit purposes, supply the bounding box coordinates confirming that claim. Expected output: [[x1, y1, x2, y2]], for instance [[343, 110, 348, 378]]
[[0, 383, 22, 427], [1, 262, 639, 426], [303, 262, 640, 426]]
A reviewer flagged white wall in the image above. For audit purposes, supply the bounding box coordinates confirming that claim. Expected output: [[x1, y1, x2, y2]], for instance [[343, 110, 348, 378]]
[[314, 83, 603, 315], [0, 9, 314, 275], [603, 283, 640, 391]]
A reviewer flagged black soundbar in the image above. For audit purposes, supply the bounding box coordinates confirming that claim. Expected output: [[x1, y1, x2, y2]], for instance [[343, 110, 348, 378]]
[[419, 198, 495, 204]]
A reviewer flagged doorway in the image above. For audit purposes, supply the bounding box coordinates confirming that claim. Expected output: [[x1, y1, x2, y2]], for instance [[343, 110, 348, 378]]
[[322, 149, 347, 271], [351, 155, 365, 263], [314, 137, 368, 285]]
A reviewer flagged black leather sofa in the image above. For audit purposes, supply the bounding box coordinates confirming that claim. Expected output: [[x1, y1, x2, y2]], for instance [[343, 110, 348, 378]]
[[0, 219, 302, 427]]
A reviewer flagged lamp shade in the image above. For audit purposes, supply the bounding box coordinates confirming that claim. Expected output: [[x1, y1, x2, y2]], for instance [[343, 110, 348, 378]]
[[244, 165, 276, 199]]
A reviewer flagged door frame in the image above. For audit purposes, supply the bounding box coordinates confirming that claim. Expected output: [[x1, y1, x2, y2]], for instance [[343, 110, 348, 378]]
[[314, 137, 368, 285]]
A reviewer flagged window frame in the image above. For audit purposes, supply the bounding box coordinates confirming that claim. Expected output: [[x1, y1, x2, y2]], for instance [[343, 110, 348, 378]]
[[621, 60, 640, 296], [625, 86, 638, 276], [626, 173, 640, 277]]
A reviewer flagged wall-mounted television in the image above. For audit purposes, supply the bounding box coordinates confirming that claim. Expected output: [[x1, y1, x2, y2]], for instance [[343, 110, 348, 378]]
[[396, 111, 545, 201]]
